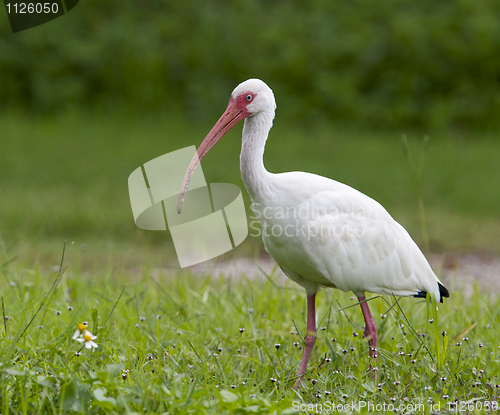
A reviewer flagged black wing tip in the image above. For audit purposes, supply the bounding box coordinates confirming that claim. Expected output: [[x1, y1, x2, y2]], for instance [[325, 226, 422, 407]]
[[413, 283, 450, 303], [438, 282, 450, 302], [413, 291, 427, 300]]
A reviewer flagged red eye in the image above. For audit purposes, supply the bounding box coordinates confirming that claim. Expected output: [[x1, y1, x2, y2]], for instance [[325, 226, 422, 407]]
[[245, 94, 253, 101]]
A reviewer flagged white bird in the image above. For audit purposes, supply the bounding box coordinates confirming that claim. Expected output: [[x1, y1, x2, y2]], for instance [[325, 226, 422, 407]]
[[178, 79, 449, 389]]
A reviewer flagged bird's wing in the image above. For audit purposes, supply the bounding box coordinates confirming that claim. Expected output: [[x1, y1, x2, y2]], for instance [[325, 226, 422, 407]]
[[261, 173, 442, 299]]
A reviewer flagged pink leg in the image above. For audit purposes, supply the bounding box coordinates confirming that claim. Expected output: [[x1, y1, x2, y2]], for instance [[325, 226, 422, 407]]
[[358, 295, 377, 358], [293, 294, 317, 390]]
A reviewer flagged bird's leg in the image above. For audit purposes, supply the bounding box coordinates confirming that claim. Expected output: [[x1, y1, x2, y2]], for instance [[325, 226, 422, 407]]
[[358, 295, 377, 359], [293, 293, 316, 390]]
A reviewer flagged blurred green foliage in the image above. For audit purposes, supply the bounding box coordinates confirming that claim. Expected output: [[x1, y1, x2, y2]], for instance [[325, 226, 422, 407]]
[[1, 111, 499, 259], [1, 0, 500, 129]]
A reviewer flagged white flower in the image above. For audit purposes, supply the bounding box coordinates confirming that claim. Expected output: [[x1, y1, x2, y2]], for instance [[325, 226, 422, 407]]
[[72, 322, 89, 340], [76, 332, 98, 349], [72, 323, 98, 349]]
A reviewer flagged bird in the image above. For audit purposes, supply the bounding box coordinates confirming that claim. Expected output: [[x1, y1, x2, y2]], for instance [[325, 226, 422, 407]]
[[177, 79, 449, 389]]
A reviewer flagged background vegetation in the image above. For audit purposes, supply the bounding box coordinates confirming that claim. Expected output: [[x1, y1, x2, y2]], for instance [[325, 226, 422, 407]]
[[1, 0, 499, 265], [1, 0, 500, 129]]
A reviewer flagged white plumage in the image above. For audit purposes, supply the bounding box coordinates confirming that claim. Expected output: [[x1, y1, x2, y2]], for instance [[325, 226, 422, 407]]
[[253, 171, 442, 299], [178, 78, 448, 389]]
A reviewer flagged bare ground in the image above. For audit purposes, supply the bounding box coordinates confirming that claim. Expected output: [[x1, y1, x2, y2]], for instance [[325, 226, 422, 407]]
[[183, 253, 500, 296]]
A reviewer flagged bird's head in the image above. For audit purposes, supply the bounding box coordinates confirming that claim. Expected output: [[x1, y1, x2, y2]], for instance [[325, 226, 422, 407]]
[[229, 78, 276, 119], [195, 79, 275, 161], [177, 79, 275, 213]]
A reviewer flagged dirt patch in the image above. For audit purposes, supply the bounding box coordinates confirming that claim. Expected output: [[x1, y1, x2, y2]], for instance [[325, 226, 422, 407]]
[[432, 253, 500, 296], [185, 253, 500, 296]]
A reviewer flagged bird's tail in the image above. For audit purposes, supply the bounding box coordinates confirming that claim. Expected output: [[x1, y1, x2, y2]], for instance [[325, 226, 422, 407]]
[[413, 282, 450, 303], [438, 282, 450, 303]]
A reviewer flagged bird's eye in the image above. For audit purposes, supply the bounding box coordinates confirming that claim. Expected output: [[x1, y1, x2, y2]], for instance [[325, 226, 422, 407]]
[[245, 94, 253, 101]]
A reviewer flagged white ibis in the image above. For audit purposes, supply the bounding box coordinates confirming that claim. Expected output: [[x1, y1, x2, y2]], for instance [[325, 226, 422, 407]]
[[178, 79, 449, 389]]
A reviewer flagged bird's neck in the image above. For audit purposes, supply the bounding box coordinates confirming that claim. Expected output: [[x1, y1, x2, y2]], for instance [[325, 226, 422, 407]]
[[240, 111, 273, 201]]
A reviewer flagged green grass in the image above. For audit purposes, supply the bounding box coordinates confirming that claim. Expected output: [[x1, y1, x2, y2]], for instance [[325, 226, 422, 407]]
[[1, 110, 499, 267], [1, 110, 499, 412], [1, 242, 499, 414]]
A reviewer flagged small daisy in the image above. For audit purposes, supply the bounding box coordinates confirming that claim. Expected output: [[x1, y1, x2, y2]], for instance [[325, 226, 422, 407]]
[[72, 322, 92, 340], [76, 332, 98, 349]]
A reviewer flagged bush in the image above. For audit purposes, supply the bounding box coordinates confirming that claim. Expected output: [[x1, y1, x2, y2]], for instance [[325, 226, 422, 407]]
[[1, 0, 500, 129]]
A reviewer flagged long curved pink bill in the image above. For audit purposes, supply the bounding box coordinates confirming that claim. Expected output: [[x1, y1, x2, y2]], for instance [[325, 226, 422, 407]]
[[177, 105, 245, 214]]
